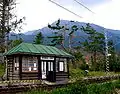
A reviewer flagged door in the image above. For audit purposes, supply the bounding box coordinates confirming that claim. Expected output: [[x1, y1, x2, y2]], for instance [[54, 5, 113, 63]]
[[47, 61, 56, 82], [41, 60, 55, 82], [41, 61, 47, 79]]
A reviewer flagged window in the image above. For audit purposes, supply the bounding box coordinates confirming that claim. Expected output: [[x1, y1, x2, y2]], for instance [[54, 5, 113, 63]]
[[22, 56, 38, 72], [42, 61, 46, 72], [56, 58, 67, 72], [14, 57, 19, 71], [48, 62, 53, 71], [59, 61, 64, 71]]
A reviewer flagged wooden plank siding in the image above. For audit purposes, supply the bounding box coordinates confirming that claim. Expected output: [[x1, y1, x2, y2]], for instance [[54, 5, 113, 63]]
[[7, 56, 20, 80], [21, 72, 38, 80], [19, 55, 22, 80], [38, 56, 42, 80], [56, 72, 68, 81], [7, 56, 19, 80], [7, 56, 14, 80], [7, 55, 69, 82]]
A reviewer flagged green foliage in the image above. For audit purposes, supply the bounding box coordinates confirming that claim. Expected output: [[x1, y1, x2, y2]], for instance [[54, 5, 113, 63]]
[[69, 67, 117, 80], [48, 19, 65, 47], [87, 82, 116, 94], [9, 38, 23, 49], [0, 0, 25, 52], [25, 89, 49, 94], [80, 63, 89, 70], [69, 68, 84, 79], [81, 23, 105, 57], [24, 80, 120, 94], [0, 63, 5, 76], [71, 51, 86, 68], [109, 55, 120, 72], [34, 32, 44, 44], [48, 19, 78, 51]]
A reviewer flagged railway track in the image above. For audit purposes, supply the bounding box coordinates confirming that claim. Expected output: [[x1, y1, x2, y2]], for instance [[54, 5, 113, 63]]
[[0, 74, 120, 94]]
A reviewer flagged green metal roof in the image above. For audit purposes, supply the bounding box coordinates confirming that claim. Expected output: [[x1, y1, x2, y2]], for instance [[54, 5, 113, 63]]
[[4, 43, 73, 57]]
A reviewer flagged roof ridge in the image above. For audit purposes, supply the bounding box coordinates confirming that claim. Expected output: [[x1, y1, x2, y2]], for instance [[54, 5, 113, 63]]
[[22, 42, 55, 48], [5, 42, 73, 58]]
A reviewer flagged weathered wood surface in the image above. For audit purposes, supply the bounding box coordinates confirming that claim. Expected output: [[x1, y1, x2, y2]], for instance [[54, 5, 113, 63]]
[[7, 56, 14, 80], [56, 72, 68, 81], [21, 72, 38, 80]]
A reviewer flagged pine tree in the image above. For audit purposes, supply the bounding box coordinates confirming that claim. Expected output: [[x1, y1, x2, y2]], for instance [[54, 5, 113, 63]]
[[48, 19, 67, 49], [10, 38, 23, 48], [34, 32, 44, 44], [0, 0, 25, 80], [81, 23, 105, 68], [0, 0, 25, 52], [68, 25, 78, 51], [48, 19, 78, 52]]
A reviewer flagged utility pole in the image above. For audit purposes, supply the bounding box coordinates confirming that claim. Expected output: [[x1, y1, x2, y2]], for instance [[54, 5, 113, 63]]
[[104, 30, 110, 73]]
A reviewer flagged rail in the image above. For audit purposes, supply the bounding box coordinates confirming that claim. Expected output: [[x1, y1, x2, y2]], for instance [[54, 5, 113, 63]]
[[0, 74, 120, 94]]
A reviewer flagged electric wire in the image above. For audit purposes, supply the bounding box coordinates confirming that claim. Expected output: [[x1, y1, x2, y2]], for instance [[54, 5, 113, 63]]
[[74, 0, 95, 14], [49, 0, 83, 18]]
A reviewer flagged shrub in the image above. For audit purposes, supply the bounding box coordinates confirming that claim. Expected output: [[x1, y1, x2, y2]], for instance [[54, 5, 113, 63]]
[[0, 63, 5, 76]]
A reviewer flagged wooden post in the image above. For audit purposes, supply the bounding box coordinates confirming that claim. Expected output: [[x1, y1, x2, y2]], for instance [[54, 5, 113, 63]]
[[53, 57, 56, 81], [38, 56, 42, 80], [67, 58, 69, 78], [6, 56, 8, 80], [19, 55, 22, 80]]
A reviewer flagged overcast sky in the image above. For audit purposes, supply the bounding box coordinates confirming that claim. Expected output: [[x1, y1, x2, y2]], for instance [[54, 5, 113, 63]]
[[16, 0, 119, 33]]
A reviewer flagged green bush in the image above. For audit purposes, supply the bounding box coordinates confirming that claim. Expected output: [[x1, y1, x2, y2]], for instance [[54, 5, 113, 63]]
[[25, 89, 49, 94], [69, 68, 84, 79], [87, 82, 116, 94], [0, 63, 5, 76], [24, 80, 120, 94], [52, 82, 88, 94]]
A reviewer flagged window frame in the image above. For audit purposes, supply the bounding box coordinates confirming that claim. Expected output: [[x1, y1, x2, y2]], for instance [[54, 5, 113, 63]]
[[14, 56, 19, 72], [22, 56, 38, 72], [59, 61, 64, 72], [56, 58, 67, 72], [48, 61, 53, 71]]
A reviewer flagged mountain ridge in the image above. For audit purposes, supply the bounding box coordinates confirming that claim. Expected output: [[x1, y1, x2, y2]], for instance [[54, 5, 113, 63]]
[[9, 20, 120, 52]]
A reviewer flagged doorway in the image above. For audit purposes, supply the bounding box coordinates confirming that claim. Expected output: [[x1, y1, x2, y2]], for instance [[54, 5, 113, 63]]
[[41, 61, 55, 82]]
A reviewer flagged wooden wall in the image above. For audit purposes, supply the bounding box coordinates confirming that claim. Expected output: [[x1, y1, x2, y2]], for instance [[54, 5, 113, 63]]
[[56, 72, 68, 81], [55, 58, 68, 81], [7, 55, 69, 82], [21, 72, 38, 80], [7, 56, 20, 80]]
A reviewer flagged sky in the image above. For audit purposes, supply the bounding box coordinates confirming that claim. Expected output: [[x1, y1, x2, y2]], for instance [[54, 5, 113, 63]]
[[16, 0, 120, 33]]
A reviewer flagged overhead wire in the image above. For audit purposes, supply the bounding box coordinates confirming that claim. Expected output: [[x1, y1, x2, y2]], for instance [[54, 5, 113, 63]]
[[74, 0, 95, 14], [49, 0, 83, 18], [49, 0, 120, 72]]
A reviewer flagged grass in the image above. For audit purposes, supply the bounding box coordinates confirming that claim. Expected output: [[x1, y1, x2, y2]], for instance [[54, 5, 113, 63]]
[[23, 80, 120, 94], [68, 67, 120, 83], [69, 68, 119, 79], [0, 63, 5, 76], [22, 67, 120, 94]]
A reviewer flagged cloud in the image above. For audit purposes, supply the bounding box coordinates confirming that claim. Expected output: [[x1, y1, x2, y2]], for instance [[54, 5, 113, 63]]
[[16, 0, 119, 33], [88, 0, 120, 30]]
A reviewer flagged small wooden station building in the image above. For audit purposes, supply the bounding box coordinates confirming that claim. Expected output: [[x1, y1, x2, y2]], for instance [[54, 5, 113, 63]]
[[4, 43, 73, 82]]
